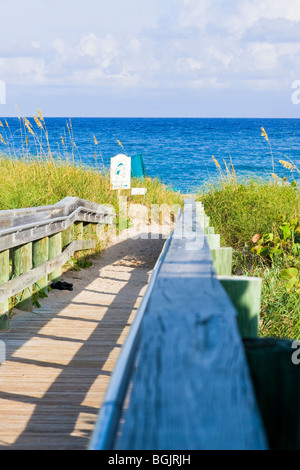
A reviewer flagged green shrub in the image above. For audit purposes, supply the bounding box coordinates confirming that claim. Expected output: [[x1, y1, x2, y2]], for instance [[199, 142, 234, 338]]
[[197, 179, 300, 339]]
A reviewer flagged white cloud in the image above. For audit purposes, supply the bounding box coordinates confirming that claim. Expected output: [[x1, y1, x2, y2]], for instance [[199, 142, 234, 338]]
[[177, 57, 203, 73], [77, 33, 120, 65], [242, 78, 284, 91], [47, 34, 157, 88], [248, 43, 278, 70], [0, 57, 47, 85], [1, 0, 300, 105]]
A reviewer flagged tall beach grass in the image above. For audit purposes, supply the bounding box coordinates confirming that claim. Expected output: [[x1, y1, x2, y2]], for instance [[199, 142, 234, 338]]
[[0, 109, 183, 212], [0, 155, 183, 212], [196, 131, 300, 340]]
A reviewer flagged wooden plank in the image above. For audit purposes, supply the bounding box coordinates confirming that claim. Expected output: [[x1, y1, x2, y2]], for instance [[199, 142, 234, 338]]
[[0, 225, 162, 450], [204, 226, 215, 235], [115, 199, 268, 450], [206, 233, 221, 249], [0, 250, 9, 329], [83, 222, 92, 241], [0, 211, 112, 252], [218, 275, 262, 338], [0, 207, 110, 233], [48, 233, 62, 283], [54, 197, 115, 218], [198, 215, 210, 228], [33, 237, 49, 294], [12, 243, 33, 312], [0, 240, 96, 304], [89, 234, 174, 451], [211, 247, 233, 276], [0, 197, 115, 229], [0, 197, 115, 252], [75, 222, 84, 241], [243, 337, 300, 450], [62, 224, 74, 248]]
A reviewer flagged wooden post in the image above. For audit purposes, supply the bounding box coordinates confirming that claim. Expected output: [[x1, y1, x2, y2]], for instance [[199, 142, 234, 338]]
[[0, 250, 10, 329], [211, 247, 233, 276], [204, 226, 215, 235], [90, 222, 96, 240], [198, 215, 210, 229], [83, 222, 93, 240], [243, 337, 300, 450], [62, 224, 74, 248], [48, 233, 62, 282], [218, 275, 262, 338], [206, 233, 220, 249], [76, 221, 84, 240], [12, 242, 33, 311], [33, 237, 49, 294], [119, 195, 128, 232]]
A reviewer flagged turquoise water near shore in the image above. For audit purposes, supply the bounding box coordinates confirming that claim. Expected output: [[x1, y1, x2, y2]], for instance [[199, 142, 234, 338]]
[[1, 117, 300, 192]]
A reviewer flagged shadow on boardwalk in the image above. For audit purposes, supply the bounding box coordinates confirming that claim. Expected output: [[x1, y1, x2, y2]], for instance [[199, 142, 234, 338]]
[[0, 230, 166, 450]]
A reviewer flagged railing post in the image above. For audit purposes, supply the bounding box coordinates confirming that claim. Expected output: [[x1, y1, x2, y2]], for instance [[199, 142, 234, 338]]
[[211, 247, 233, 275], [33, 237, 49, 294], [83, 222, 93, 240], [48, 233, 62, 282], [12, 242, 33, 311], [62, 224, 74, 248], [219, 275, 262, 338], [0, 250, 10, 329], [76, 221, 84, 240]]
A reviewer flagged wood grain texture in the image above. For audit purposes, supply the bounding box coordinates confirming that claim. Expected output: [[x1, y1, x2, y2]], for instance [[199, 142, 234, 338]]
[[0, 250, 9, 326], [48, 233, 62, 282], [11, 243, 33, 312], [0, 197, 115, 319], [0, 226, 166, 450], [116, 199, 268, 450], [0, 197, 115, 252], [0, 240, 96, 304], [0, 197, 115, 228], [211, 247, 233, 276], [33, 237, 49, 294], [218, 275, 262, 338]]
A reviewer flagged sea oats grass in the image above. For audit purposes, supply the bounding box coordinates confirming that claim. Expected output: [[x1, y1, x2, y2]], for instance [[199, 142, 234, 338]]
[[196, 124, 300, 339]]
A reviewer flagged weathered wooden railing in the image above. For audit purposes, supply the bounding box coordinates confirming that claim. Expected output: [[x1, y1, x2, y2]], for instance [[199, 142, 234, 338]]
[[90, 198, 268, 450], [0, 197, 115, 329]]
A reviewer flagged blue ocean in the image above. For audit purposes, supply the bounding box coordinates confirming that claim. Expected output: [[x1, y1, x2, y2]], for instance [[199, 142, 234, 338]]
[[1, 117, 300, 193]]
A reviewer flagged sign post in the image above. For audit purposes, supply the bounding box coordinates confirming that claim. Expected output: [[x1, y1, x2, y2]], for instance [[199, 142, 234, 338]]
[[110, 154, 131, 191]]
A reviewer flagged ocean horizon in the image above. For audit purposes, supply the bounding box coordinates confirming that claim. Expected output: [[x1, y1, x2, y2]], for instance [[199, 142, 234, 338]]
[[1, 116, 300, 193]]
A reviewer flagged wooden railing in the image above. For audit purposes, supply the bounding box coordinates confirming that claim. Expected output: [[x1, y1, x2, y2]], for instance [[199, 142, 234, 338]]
[[0, 197, 115, 329], [90, 198, 268, 450]]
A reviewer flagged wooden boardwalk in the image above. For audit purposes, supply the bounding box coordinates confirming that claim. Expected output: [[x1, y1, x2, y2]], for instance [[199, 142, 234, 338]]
[[0, 228, 165, 450]]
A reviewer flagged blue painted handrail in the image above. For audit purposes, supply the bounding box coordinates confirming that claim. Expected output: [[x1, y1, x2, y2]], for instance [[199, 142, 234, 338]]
[[89, 213, 178, 450]]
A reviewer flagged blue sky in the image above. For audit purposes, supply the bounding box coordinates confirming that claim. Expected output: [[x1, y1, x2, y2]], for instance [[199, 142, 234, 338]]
[[1, 0, 300, 117]]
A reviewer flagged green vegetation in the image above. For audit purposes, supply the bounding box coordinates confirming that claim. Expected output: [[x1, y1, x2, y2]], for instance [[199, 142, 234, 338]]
[[196, 126, 300, 339], [197, 151, 300, 339], [0, 154, 183, 316], [198, 180, 299, 249], [1, 115, 300, 340], [0, 110, 183, 212], [0, 155, 183, 212]]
